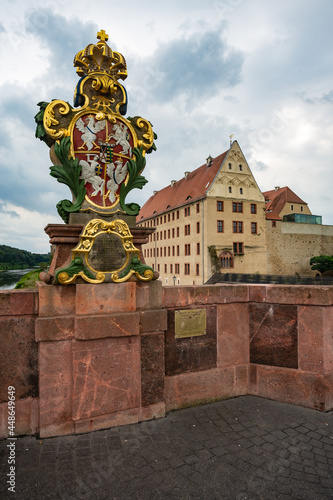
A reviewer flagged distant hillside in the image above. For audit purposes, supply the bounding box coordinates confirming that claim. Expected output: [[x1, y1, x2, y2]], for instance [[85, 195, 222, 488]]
[[0, 245, 50, 270]]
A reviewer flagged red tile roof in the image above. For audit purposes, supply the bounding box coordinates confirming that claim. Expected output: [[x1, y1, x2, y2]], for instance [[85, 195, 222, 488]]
[[137, 150, 228, 221], [263, 186, 307, 218]]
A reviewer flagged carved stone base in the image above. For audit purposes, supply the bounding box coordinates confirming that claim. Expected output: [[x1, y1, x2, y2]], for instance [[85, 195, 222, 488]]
[[41, 223, 157, 284]]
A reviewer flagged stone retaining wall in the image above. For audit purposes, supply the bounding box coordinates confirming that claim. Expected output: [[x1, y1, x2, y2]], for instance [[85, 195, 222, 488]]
[[1, 282, 332, 438]]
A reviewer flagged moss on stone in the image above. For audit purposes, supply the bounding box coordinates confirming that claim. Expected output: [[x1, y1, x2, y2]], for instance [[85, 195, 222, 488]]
[[15, 269, 42, 289]]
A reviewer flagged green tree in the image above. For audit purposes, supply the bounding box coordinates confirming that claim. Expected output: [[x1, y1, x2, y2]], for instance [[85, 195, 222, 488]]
[[310, 255, 333, 274]]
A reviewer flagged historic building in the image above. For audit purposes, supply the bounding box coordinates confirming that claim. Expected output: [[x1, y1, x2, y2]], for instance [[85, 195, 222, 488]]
[[137, 141, 268, 285], [263, 186, 333, 275]]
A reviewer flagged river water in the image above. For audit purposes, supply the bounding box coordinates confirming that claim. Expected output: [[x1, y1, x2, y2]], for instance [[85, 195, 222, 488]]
[[0, 269, 37, 290]]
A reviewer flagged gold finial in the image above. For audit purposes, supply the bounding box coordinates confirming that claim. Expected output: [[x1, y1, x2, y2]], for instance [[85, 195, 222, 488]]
[[97, 29, 108, 43]]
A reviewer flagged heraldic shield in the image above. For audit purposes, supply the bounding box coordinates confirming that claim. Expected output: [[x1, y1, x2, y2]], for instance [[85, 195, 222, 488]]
[[72, 113, 135, 209], [35, 29, 157, 284]]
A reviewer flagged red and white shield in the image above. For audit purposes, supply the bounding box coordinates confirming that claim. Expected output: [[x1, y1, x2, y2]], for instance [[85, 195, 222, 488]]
[[72, 113, 134, 207]]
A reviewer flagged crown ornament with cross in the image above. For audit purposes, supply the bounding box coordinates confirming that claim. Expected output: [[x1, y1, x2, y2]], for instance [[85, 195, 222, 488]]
[[35, 29, 157, 223]]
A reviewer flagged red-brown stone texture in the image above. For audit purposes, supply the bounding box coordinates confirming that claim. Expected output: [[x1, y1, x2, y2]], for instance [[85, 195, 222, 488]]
[[249, 364, 332, 410], [35, 316, 75, 342], [249, 303, 298, 368], [0, 289, 37, 316], [1, 281, 333, 439], [72, 337, 141, 421], [0, 316, 38, 402], [75, 312, 140, 340], [141, 333, 165, 406], [37, 281, 76, 317], [75, 282, 136, 315], [217, 303, 249, 367], [165, 306, 217, 376], [0, 397, 39, 438], [39, 341, 73, 436]]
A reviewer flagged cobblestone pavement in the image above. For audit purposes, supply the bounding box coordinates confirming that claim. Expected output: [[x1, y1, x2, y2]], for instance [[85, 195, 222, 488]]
[[1, 396, 333, 500]]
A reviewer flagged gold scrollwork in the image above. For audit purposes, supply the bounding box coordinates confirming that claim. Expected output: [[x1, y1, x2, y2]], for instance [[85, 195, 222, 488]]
[[136, 118, 154, 151], [92, 75, 117, 94], [43, 100, 72, 140]]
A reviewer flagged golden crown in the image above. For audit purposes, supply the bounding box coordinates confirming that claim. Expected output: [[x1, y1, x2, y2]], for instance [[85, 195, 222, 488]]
[[73, 29, 127, 81]]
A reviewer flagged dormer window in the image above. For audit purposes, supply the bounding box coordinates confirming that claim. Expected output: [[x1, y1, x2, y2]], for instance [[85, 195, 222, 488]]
[[291, 205, 294, 210]]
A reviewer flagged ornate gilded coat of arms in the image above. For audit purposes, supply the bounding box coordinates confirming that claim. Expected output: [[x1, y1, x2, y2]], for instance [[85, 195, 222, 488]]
[[35, 30, 156, 284]]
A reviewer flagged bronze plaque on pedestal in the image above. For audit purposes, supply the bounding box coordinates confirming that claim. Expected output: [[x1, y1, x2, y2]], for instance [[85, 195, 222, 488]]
[[175, 309, 206, 338]]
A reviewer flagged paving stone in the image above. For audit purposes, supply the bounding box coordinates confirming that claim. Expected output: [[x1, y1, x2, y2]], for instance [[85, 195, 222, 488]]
[[1, 395, 333, 500]]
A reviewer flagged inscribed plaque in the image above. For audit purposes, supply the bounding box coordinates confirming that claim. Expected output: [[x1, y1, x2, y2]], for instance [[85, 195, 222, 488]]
[[175, 309, 206, 338]]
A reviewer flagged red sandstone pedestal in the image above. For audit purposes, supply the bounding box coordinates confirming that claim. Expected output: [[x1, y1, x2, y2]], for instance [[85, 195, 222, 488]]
[[41, 223, 155, 283]]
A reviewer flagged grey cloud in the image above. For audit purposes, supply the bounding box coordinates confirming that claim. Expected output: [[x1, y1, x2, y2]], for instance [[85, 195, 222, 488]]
[[26, 9, 98, 82], [0, 203, 20, 218], [132, 28, 244, 105]]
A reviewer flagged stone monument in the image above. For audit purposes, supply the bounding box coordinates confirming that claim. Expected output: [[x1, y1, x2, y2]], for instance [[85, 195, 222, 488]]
[[35, 29, 157, 284]]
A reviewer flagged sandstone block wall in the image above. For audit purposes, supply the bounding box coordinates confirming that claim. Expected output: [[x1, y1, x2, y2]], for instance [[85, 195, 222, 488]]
[[0, 282, 332, 439]]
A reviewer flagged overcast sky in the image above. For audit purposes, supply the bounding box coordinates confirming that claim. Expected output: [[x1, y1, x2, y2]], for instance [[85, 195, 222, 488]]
[[1, 0, 332, 252]]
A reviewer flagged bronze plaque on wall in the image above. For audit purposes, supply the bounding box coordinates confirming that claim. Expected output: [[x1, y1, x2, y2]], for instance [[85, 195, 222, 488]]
[[175, 309, 206, 338]]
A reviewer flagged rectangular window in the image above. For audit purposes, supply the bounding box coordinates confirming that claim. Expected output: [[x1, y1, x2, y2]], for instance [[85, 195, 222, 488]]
[[164, 247, 166, 257], [185, 224, 191, 236], [172, 246, 175, 256], [184, 244, 191, 256], [160, 231, 162, 240], [157, 248, 159, 257], [168, 246, 171, 256], [168, 229, 170, 238], [185, 206, 191, 217], [217, 200, 224, 211], [156, 233, 159, 241], [172, 212, 175, 220], [177, 245, 180, 256], [240, 188, 243, 195], [197, 242, 200, 255], [168, 213, 170, 222], [160, 217, 162, 224], [158, 264, 160, 272], [272, 221, 276, 228], [233, 242, 244, 254], [164, 264, 167, 273], [175, 263, 180, 274], [196, 222, 200, 233], [232, 202, 243, 213], [184, 263, 190, 275], [176, 227, 180, 237], [196, 264, 200, 276], [196, 203, 200, 213], [251, 222, 257, 234], [233, 221, 243, 233], [164, 215, 166, 223], [170, 264, 173, 274], [233, 242, 244, 255], [217, 220, 224, 233], [172, 228, 175, 238], [164, 230, 166, 239], [177, 210, 179, 219], [250, 203, 257, 214]]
